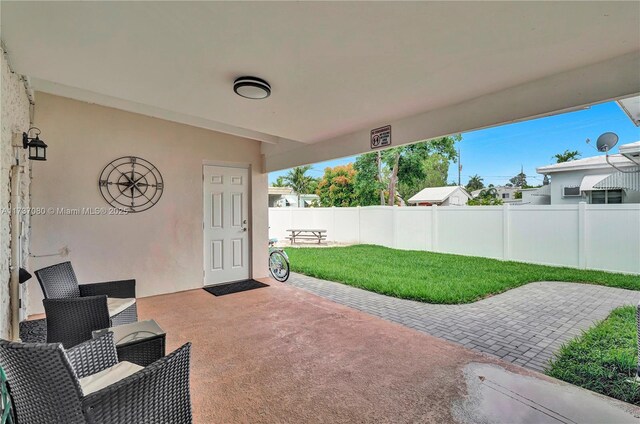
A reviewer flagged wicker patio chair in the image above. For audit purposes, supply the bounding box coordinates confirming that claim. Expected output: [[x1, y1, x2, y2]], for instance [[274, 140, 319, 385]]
[[0, 332, 192, 424], [35, 262, 138, 345]]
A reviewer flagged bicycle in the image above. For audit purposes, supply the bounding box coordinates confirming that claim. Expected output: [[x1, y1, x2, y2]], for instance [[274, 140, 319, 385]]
[[268, 238, 290, 282]]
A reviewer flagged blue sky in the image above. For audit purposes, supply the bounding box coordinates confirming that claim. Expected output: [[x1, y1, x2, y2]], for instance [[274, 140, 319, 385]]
[[269, 101, 640, 187]]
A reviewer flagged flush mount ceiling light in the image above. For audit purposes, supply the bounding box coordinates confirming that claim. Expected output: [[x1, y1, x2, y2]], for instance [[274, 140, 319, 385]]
[[233, 76, 271, 100]]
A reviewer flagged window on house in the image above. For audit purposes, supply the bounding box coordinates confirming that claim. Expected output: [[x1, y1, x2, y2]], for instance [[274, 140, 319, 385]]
[[502, 193, 509, 199], [563, 186, 581, 197], [606, 190, 623, 204], [591, 190, 623, 204]]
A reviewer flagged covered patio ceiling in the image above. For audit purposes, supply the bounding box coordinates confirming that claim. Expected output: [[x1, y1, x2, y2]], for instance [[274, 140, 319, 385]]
[[1, 1, 639, 171]]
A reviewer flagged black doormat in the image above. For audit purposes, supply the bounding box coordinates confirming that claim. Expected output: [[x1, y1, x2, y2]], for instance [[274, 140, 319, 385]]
[[203, 279, 269, 297]]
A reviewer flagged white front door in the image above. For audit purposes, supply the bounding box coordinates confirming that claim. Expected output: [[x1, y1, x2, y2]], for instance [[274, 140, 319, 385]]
[[203, 165, 250, 285]]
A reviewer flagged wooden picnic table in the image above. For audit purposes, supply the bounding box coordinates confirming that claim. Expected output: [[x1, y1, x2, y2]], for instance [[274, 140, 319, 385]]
[[286, 229, 327, 244]]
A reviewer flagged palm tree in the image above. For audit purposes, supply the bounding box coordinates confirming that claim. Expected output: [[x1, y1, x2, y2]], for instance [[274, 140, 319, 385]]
[[466, 174, 484, 192], [468, 185, 502, 206], [283, 165, 314, 207], [554, 150, 581, 163], [478, 186, 498, 199], [271, 176, 287, 187]]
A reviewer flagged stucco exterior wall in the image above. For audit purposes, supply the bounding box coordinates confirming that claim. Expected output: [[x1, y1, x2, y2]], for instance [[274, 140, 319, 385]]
[[27, 93, 268, 315], [1, 47, 31, 338]]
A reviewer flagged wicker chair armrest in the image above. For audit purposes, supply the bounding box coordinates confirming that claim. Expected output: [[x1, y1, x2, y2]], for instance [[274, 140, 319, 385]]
[[66, 332, 118, 379], [79, 279, 136, 299], [82, 343, 192, 424]]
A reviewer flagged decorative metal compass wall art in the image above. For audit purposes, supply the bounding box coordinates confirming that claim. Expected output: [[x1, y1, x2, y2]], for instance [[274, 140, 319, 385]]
[[98, 156, 164, 213]]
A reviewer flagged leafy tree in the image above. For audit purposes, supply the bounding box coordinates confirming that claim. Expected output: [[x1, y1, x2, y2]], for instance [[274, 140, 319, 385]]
[[468, 197, 504, 206], [307, 178, 319, 196], [509, 167, 528, 188], [397, 153, 453, 202], [381, 135, 461, 205], [316, 164, 357, 207], [353, 153, 386, 206], [312, 135, 461, 207], [465, 174, 484, 192], [282, 165, 317, 207], [554, 150, 581, 163]]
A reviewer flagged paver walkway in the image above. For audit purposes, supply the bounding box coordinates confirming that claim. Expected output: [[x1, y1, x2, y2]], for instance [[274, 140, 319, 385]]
[[287, 273, 640, 372]]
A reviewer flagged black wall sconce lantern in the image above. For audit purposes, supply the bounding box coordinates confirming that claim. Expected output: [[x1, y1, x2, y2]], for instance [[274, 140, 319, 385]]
[[22, 127, 47, 161]]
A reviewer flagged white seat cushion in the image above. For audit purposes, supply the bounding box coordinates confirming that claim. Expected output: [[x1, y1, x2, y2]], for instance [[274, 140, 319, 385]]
[[79, 361, 144, 395], [107, 297, 136, 317]]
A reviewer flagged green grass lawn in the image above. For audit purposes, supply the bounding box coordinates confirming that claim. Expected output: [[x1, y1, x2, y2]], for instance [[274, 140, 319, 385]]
[[546, 306, 640, 406], [286, 245, 640, 304]]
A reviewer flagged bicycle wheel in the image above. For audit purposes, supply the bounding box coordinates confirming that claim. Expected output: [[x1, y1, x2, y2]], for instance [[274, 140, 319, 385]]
[[269, 251, 290, 282]]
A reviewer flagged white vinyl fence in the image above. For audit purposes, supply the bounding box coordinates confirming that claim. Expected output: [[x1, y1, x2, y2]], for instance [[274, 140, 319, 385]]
[[269, 204, 640, 275]]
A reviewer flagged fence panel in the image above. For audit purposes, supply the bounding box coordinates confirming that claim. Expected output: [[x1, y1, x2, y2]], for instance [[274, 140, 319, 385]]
[[269, 208, 292, 241], [268, 204, 640, 274], [333, 208, 361, 243], [292, 207, 335, 238], [437, 207, 503, 259], [510, 206, 579, 268], [395, 208, 432, 251], [359, 207, 394, 247], [585, 205, 640, 274]]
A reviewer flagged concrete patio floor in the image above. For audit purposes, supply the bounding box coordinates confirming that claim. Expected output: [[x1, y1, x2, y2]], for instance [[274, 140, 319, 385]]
[[287, 272, 640, 372], [138, 279, 639, 423]]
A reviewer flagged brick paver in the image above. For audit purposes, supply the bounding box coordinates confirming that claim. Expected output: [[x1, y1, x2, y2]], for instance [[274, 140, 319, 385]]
[[286, 273, 640, 372]]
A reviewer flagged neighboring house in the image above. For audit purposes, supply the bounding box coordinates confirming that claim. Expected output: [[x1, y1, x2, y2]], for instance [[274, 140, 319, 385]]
[[408, 186, 472, 206], [471, 186, 522, 204], [277, 194, 320, 208], [268, 186, 294, 207], [536, 141, 640, 205], [268, 186, 319, 207]]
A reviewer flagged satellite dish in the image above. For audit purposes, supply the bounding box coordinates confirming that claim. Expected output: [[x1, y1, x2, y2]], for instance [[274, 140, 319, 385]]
[[596, 132, 619, 152]]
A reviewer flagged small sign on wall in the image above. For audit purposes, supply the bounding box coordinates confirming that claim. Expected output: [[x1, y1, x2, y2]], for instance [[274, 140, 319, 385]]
[[370, 125, 391, 150]]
